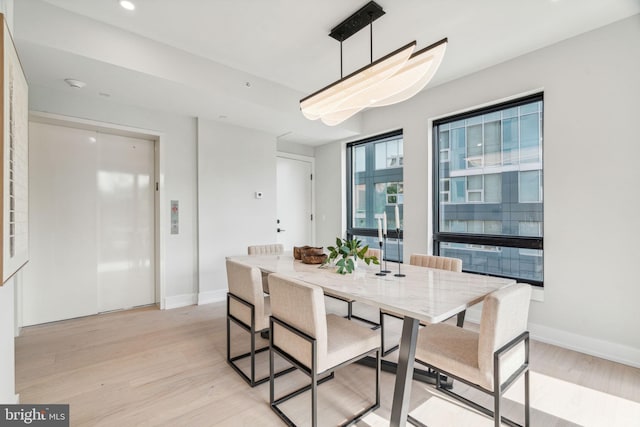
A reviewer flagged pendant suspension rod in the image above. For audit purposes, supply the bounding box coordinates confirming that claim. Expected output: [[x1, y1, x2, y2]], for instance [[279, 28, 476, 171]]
[[340, 39, 344, 78], [369, 13, 373, 63]]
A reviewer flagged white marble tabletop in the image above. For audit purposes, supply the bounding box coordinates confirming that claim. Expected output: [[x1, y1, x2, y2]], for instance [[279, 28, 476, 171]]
[[228, 254, 515, 324]]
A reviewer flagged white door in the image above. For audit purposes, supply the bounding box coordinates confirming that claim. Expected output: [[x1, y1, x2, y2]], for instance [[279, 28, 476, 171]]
[[97, 133, 155, 312], [276, 156, 313, 250], [23, 122, 155, 325]]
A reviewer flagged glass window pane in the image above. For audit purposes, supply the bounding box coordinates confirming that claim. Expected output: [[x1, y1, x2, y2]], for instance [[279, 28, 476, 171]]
[[467, 175, 482, 190], [519, 221, 541, 237], [451, 128, 466, 170], [519, 170, 540, 202], [451, 177, 465, 203], [439, 130, 450, 150], [520, 113, 540, 163], [354, 146, 366, 172], [484, 173, 502, 203], [467, 125, 483, 157], [440, 244, 543, 282], [485, 221, 502, 234], [484, 121, 501, 166], [375, 142, 386, 169], [435, 96, 543, 285], [353, 183, 366, 227]]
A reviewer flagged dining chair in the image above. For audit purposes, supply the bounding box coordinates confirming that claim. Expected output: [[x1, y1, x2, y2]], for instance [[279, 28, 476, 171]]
[[268, 273, 381, 427], [380, 253, 464, 355], [247, 243, 284, 255], [408, 283, 532, 427], [225, 259, 293, 386], [247, 243, 284, 293]]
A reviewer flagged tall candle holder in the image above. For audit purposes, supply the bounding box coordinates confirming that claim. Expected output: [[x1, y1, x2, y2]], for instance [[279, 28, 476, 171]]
[[382, 234, 391, 273], [394, 228, 405, 277], [375, 240, 386, 276]]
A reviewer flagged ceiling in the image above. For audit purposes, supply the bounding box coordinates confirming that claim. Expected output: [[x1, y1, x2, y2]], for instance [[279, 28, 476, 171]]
[[13, 0, 640, 145]]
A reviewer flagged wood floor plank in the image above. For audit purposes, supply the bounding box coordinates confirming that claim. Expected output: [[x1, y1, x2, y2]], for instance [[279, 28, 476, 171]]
[[15, 302, 640, 426]]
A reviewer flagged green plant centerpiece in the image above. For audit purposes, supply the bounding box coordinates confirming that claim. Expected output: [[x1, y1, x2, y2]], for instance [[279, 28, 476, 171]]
[[324, 237, 379, 274]]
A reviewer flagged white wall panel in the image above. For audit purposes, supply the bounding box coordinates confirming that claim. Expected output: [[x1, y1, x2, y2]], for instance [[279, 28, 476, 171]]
[[24, 122, 99, 325], [97, 133, 154, 312], [197, 119, 276, 298]]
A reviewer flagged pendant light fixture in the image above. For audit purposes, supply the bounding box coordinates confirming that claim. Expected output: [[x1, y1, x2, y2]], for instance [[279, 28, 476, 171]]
[[300, 1, 447, 126]]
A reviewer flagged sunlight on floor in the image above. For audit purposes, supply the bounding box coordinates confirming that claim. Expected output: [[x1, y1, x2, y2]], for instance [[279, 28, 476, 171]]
[[504, 371, 640, 426], [360, 371, 640, 427]]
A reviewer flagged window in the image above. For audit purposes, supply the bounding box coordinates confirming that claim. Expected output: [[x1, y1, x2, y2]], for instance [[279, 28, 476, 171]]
[[347, 131, 403, 261], [433, 94, 543, 286]]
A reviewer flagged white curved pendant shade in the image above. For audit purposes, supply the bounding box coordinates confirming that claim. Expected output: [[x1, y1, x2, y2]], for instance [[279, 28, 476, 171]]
[[301, 38, 448, 126], [300, 42, 416, 121]]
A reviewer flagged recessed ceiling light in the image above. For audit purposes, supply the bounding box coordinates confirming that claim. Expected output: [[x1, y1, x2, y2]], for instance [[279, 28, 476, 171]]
[[64, 78, 86, 89], [120, 1, 135, 11]]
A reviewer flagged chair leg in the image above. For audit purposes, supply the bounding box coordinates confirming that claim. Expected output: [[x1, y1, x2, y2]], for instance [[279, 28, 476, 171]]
[[525, 369, 530, 426], [381, 311, 399, 356], [312, 370, 318, 427], [494, 389, 501, 427]]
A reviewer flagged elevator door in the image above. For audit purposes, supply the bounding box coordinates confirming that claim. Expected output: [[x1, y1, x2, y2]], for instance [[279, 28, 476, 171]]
[[23, 122, 155, 325]]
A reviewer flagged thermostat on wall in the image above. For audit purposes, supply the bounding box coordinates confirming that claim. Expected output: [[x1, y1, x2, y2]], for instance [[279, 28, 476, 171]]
[[255, 191, 263, 199]]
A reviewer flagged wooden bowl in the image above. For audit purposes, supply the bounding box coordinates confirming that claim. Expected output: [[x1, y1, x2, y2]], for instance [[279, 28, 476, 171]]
[[301, 246, 324, 257], [301, 253, 328, 265], [293, 245, 310, 260]]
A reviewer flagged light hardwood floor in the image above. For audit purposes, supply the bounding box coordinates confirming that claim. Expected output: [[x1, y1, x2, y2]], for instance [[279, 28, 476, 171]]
[[15, 302, 640, 426]]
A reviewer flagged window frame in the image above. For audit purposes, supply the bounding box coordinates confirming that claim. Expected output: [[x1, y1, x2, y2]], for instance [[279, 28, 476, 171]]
[[432, 93, 544, 286], [347, 130, 404, 243]]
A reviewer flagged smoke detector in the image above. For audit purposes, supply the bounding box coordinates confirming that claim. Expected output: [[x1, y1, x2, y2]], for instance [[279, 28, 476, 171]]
[[64, 78, 86, 89]]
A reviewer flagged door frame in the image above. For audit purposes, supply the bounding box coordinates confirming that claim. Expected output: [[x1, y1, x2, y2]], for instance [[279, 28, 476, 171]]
[[276, 152, 316, 246], [27, 112, 165, 314]]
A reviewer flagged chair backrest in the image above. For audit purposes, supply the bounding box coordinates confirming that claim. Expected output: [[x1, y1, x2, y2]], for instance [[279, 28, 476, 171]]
[[409, 253, 462, 272], [225, 259, 267, 329], [268, 273, 328, 371], [478, 283, 531, 386], [248, 244, 284, 255]]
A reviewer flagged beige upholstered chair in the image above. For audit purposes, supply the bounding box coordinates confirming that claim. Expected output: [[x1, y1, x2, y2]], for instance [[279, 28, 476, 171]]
[[409, 253, 462, 271], [247, 243, 284, 293], [247, 243, 284, 255], [409, 283, 532, 427], [225, 259, 293, 386], [268, 273, 380, 427], [380, 253, 464, 355]]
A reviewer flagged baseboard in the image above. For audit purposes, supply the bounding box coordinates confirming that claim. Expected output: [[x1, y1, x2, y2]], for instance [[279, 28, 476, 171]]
[[463, 309, 640, 368], [197, 289, 227, 305], [0, 393, 19, 404], [163, 293, 197, 310], [527, 322, 640, 369]]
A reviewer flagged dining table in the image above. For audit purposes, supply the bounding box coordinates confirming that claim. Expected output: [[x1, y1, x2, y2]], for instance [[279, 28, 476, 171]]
[[228, 253, 515, 427]]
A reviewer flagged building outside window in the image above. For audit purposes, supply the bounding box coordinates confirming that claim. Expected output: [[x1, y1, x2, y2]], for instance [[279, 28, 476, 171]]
[[347, 130, 403, 262], [433, 93, 543, 285]]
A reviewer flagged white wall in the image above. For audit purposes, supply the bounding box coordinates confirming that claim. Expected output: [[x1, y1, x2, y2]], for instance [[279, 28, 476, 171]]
[[315, 15, 640, 366], [197, 119, 277, 303], [314, 142, 345, 247], [28, 86, 199, 309]]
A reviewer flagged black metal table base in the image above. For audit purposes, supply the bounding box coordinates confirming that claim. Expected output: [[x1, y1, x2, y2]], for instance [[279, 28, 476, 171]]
[[356, 356, 453, 389]]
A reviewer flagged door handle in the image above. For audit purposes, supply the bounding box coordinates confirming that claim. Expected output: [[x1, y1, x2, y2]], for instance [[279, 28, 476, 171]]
[[277, 228, 286, 233]]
